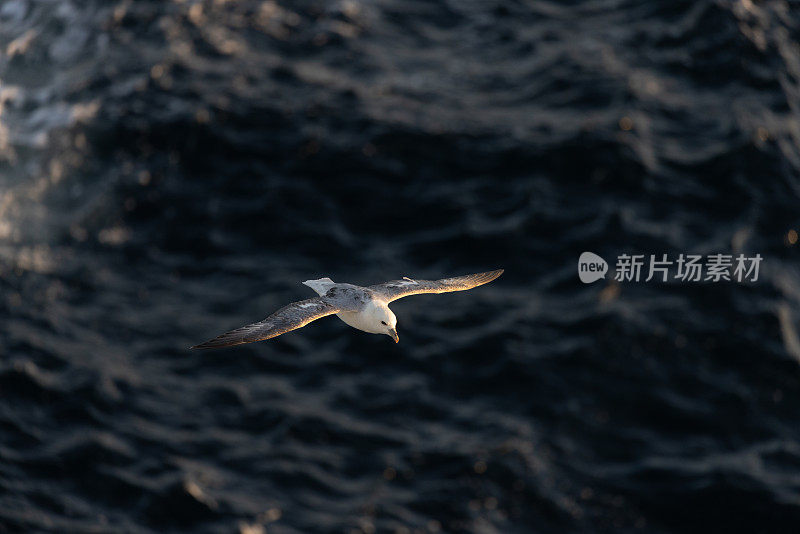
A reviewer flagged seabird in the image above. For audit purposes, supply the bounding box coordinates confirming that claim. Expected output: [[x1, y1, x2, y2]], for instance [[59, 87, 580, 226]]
[[191, 269, 504, 348]]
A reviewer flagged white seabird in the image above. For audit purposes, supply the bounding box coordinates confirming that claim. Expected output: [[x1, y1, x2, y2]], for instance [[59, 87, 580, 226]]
[[191, 269, 504, 349]]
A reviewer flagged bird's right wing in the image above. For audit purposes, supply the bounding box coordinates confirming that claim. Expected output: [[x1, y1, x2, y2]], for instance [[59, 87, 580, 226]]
[[369, 269, 504, 303], [191, 297, 339, 349]]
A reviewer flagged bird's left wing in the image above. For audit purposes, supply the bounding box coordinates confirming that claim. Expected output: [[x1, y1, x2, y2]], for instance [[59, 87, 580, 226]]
[[191, 297, 339, 349], [369, 269, 503, 303]]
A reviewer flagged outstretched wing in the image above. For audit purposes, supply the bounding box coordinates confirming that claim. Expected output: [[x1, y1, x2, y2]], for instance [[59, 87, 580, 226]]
[[191, 297, 339, 349], [369, 269, 504, 303]]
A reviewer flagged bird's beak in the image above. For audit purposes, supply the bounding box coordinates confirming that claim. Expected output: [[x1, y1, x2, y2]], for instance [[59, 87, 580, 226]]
[[388, 328, 399, 343]]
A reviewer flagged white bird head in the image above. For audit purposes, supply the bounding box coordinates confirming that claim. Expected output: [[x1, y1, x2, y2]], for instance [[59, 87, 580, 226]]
[[364, 301, 398, 342]]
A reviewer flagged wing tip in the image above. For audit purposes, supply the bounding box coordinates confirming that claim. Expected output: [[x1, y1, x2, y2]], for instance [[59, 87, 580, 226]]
[[190, 338, 243, 350], [482, 268, 504, 281]]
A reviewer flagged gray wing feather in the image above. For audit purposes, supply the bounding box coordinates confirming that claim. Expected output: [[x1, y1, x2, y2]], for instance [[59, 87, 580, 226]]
[[369, 269, 504, 303], [191, 297, 338, 349]]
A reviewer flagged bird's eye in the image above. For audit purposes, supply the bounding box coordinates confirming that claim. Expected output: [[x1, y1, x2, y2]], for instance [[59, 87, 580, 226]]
[[381, 321, 387, 325]]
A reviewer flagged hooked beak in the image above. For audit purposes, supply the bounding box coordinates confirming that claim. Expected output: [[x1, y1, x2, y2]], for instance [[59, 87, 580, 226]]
[[388, 328, 399, 343]]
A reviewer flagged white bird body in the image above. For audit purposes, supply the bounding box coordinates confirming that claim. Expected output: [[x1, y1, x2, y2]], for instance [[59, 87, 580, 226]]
[[192, 270, 503, 349], [336, 304, 392, 334], [304, 278, 396, 334]]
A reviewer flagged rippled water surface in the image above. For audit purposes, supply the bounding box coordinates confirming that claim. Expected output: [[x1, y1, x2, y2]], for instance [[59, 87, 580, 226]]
[[2, 0, 800, 532]]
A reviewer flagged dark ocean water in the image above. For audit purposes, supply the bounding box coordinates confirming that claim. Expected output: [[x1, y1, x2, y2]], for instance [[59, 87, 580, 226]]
[[1, 0, 800, 532]]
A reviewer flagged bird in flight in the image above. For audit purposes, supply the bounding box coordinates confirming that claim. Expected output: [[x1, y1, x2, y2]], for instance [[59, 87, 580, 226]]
[[191, 269, 503, 349]]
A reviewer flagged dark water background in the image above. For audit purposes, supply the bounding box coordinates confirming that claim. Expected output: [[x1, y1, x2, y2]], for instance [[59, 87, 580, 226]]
[[1, 0, 800, 532]]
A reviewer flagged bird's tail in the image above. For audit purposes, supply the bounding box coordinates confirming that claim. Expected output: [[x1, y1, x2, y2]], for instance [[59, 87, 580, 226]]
[[302, 277, 335, 296]]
